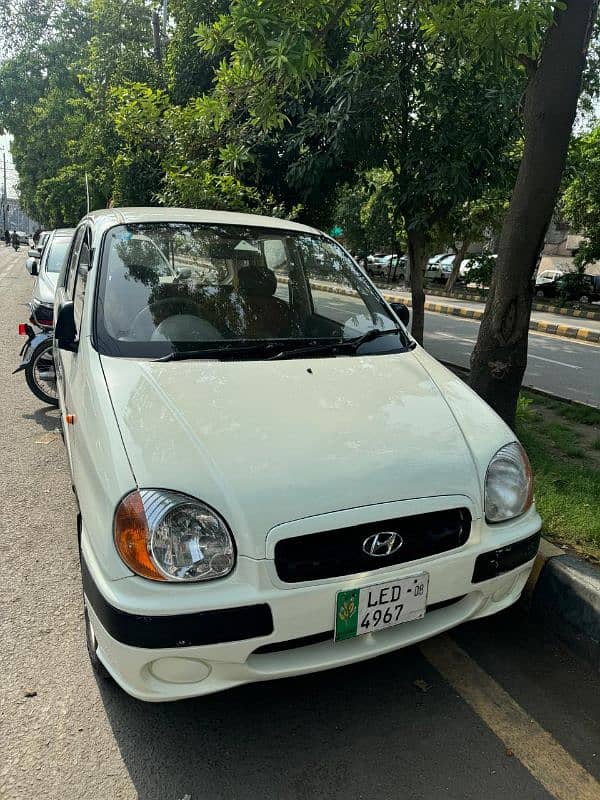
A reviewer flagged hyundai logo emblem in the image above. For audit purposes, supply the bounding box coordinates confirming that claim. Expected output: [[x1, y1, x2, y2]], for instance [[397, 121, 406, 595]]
[[362, 531, 404, 557]]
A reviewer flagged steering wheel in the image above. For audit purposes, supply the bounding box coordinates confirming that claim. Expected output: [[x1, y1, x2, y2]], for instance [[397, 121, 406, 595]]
[[128, 296, 204, 338]]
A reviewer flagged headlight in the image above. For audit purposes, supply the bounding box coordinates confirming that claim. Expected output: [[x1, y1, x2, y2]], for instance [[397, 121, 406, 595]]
[[115, 490, 235, 582], [485, 442, 533, 523]]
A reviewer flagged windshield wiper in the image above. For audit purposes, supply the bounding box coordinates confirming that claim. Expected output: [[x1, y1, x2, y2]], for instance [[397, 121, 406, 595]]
[[154, 329, 405, 363], [343, 327, 403, 350], [267, 328, 403, 360], [153, 342, 283, 362]]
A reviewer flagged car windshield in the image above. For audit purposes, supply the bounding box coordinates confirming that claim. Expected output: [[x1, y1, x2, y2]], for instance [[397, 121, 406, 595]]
[[46, 237, 72, 273], [95, 223, 409, 359]]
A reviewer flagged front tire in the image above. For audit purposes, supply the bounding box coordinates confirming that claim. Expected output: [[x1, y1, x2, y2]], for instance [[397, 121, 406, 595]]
[[25, 338, 58, 406]]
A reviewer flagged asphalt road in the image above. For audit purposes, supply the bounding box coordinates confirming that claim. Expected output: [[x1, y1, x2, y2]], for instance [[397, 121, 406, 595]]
[[1, 247, 599, 800], [423, 312, 600, 407], [311, 289, 600, 406]]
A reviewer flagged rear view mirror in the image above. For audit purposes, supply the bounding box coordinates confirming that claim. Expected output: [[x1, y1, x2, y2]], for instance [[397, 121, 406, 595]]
[[25, 257, 38, 276], [390, 301, 410, 327], [55, 301, 78, 352], [28, 248, 40, 259]]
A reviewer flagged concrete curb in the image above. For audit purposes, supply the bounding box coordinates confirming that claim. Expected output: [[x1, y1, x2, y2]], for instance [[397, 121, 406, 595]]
[[525, 539, 600, 671]]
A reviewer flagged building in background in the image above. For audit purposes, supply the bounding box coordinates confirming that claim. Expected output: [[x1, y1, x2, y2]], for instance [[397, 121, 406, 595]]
[[1, 133, 39, 234]]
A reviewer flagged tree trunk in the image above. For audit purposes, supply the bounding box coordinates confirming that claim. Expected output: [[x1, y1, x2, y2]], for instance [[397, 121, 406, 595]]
[[469, 0, 598, 429], [445, 240, 470, 292], [407, 228, 427, 344]]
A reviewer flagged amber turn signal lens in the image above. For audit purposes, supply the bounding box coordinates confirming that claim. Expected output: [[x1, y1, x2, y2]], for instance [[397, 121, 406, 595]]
[[114, 490, 165, 581]]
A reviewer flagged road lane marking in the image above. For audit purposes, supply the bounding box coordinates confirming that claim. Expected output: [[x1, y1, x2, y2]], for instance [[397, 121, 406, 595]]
[[528, 354, 582, 369], [429, 330, 586, 361], [430, 331, 477, 343], [420, 635, 600, 800]]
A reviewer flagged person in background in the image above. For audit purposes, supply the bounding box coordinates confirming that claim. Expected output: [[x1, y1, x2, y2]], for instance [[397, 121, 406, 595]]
[[3, 229, 10, 247], [11, 230, 19, 250], [32, 228, 42, 247]]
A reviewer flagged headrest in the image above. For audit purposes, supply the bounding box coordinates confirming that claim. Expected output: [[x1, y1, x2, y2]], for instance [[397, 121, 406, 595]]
[[237, 265, 277, 297]]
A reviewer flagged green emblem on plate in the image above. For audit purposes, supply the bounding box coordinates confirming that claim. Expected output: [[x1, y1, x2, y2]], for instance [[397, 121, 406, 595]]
[[335, 588, 359, 641]]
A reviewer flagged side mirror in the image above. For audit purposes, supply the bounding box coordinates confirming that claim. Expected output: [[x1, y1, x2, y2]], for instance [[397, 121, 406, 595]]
[[390, 301, 410, 327], [55, 301, 78, 352], [25, 257, 38, 276], [28, 248, 40, 259]]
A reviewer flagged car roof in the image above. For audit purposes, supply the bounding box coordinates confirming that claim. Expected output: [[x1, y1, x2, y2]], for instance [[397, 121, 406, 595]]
[[81, 207, 321, 237], [51, 228, 76, 238]]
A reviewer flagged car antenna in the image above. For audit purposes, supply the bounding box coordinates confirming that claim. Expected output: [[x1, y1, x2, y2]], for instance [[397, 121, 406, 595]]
[[85, 172, 90, 215]]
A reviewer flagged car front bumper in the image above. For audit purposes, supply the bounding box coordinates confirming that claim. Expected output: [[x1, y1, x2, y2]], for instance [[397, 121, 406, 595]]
[[81, 509, 541, 702]]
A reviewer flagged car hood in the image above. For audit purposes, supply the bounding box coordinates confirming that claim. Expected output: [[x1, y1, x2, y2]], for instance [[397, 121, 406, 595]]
[[34, 269, 58, 305], [101, 351, 484, 558]]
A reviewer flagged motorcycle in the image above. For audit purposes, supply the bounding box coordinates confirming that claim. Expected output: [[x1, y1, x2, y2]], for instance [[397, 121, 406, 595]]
[[14, 316, 58, 407]]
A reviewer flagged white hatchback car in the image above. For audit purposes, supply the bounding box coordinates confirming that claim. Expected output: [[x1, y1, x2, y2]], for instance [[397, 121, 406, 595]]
[[54, 208, 541, 702]]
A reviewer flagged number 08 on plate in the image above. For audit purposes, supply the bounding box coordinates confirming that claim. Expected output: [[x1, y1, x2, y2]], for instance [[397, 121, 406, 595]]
[[334, 574, 429, 642]]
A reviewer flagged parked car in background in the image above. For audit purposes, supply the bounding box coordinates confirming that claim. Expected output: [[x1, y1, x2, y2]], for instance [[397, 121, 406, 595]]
[[368, 253, 407, 281], [52, 207, 541, 702], [426, 254, 455, 283], [26, 228, 75, 329], [16, 231, 30, 245], [534, 272, 600, 303], [35, 230, 52, 253], [535, 269, 564, 287]]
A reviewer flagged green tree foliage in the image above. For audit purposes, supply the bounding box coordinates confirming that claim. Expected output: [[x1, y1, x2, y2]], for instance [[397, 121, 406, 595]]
[[562, 126, 600, 267], [194, 0, 536, 342], [0, 0, 161, 224], [334, 171, 403, 258]]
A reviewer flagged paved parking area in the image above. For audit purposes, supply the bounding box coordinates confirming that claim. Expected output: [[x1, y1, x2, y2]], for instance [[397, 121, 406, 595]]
[[1, 247, 599, 800]]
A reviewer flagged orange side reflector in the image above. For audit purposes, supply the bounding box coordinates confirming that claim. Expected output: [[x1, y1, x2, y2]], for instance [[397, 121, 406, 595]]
[[65, 414, 76, 425]]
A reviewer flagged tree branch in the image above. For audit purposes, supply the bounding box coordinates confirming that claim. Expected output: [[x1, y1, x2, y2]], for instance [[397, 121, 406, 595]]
[[517, 53, 537, 79], [318, 0, 354, 41]]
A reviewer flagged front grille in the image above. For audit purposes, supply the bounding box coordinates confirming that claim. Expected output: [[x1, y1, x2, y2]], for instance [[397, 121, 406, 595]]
[[274, 508, 471, 583]]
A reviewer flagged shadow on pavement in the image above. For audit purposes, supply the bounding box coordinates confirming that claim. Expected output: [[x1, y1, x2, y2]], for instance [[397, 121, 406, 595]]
[[96, 630, 549, 800], [22, 405, 61, 432]]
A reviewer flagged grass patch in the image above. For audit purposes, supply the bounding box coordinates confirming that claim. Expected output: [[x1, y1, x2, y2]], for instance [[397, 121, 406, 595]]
[[517, 394, 600, 561], [557, 403, 600, 426], [538, 422, 584, 459]]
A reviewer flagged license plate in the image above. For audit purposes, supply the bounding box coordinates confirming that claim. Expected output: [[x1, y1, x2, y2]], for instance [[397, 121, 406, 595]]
[[334, 574, 429, 642]]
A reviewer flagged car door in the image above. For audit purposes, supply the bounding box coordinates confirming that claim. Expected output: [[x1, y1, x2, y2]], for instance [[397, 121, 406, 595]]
[[54, 225, 90, 464]]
